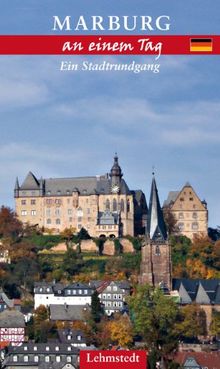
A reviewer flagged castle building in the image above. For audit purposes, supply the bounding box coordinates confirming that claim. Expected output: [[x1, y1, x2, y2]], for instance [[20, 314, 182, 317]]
[[163, 182, 208, 240], [139, 175, 172, 290], [14, 155, 147, 238]]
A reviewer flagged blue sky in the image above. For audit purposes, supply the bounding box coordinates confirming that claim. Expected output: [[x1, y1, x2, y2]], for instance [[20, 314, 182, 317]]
[[0, 0, 219, 227]]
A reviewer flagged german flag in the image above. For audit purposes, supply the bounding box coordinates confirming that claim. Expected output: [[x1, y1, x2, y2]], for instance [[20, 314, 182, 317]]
[[190, 38, 213, 52]]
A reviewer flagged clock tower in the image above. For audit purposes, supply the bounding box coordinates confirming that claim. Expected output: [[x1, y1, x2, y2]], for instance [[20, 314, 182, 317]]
[[110, 153, 123, 193]]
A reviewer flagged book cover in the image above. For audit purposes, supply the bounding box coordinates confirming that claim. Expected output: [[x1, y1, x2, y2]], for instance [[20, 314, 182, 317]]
[[0, 1, 219, 368]]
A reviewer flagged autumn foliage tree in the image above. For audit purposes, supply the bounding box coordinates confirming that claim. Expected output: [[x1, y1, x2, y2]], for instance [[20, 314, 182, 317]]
[[0, 206, 23, 239], [108, 313, 133, 347]]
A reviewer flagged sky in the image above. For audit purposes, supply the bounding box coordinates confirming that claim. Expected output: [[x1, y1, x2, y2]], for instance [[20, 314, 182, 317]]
[[0, 0, 219, 227]]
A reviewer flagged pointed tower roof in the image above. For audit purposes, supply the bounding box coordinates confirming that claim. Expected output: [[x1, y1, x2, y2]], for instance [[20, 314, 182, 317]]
[[20, 172, 40, 190], [147, 175, 167, 241], [14, 177, 19, 190], [110, 153, 123, 179]]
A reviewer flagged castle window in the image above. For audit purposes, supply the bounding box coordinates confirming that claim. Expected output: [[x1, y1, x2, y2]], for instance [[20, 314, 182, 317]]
[[192, 212, 197, 219], [67, 356, 72, 362], [57, 190, 61, 195], [31, 199, 36, 205], [78, 217, 82, 222], [68, 209, 72, 215], [55, 208, 60, 216], [31, 210, 36, 216], [21, 200, 26, 205], [78, 224, 82, 229], [45, 356, 50, 362], [180, 197, 184, 201], [13, 355, 18, 362], [47, 219, 51, 224], [56, 356, 61, 362], [55, 199, 62, 205], [127, 200, 130, 212], [192, 222, 198, 230], [77, 208, 83, 217], [106, 199, 110, 210], [179, 212, 184, 219], [46, 209, 50, 216], [178, 222, 184, 231], [113, 199, 117, 211], [155, 245, 160, 256], [24, 355, 29, 362], [121, 199, 124, 212], [189, 197, 194, 201], [34, 356, 39, 362], [21, 210, 27, 216], [56, 219, 61, 225]]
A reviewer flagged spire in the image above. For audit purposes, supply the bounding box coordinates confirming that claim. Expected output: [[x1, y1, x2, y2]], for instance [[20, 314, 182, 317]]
[[110, 153, 123, 179], [110, 153, 123, 188], [147, 175, 167, 241], [14, 177, 19, 190], [14, 177, 19, 198]]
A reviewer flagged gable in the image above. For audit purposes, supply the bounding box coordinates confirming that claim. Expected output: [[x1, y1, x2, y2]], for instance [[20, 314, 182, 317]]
[[195, 283, 210, 304], [170, 184, 206, 211]]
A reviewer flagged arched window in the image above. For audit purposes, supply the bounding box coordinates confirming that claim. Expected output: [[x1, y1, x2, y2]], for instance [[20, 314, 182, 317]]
[[106, 199, 110, 210], [120, 199, 124, 212], [56, 219, 61, 225], [127, 200, 130, 212], [113, 199, 117, 212]]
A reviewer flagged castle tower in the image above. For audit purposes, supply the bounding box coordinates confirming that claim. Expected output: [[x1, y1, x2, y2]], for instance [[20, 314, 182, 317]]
[[109, 153, 123, 193], [139, 175, 172, 290]]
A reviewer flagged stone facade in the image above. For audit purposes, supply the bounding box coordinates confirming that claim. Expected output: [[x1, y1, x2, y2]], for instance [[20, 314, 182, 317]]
[[14, 155, 147, 238], [139, 176, 172, 290], [163, 183, 208, 240], [139, 240, 172, 290]]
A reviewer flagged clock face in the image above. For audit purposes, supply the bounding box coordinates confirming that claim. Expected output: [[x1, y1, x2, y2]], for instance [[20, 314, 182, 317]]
[[111, 185, 120, 193]]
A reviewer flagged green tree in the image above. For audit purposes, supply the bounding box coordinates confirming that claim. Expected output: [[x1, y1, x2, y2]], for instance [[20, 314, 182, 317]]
[[62, 248, 84, 276], [175, 304, 207, 339], [210, 309, 220, 337], [91, 290, 103, 323], [128, 284, 179, 368]]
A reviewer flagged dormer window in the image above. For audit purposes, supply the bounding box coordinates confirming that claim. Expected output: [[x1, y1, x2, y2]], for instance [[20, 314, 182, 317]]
[[57, 190, 61, 195], [46, 346, 50, 351], [47, 191, 51, 196], [55, 346, 59, 351]]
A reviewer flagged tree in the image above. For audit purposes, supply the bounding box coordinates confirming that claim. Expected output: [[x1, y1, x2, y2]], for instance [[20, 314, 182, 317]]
[[60, 227, 76, 247], [62, 248, 84, 276], [91, 290, 103, 323], [128, 284, 179, 368], [33, 305, 56, 342], [210, 309, 220, 337], [0, 206, 23, 239], [77, 227, 91, 241], [108, 314, 133, 347], [163, 207, 179, 235], [175, 304, 207, 339]]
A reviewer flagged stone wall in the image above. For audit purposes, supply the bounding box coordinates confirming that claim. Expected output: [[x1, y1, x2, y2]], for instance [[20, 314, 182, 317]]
[[120, 238, 134, 253], [102, 240, 115, 256]]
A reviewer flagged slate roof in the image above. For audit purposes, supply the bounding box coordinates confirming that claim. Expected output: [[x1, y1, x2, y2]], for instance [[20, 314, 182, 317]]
[[20, 171, 40, 190], [7, 342, 79, 355], [163, 191, 179, 207], [0, 289, 14, 308], [147, 176, 167, 241], [50, 305, 90, 321], [173, 278, 220, 304], [0, 310, 25, 328], [19, 173, 131, 196]]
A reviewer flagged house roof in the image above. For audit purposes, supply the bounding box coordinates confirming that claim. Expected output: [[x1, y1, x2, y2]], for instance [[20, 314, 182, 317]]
[[163, 191, 179, 207], [0, 289, 14, 308], [174, 351, 220, 368], [173, 278, 220, 305], [50, 305, 90, 321], [0, 310, 25, 328]]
